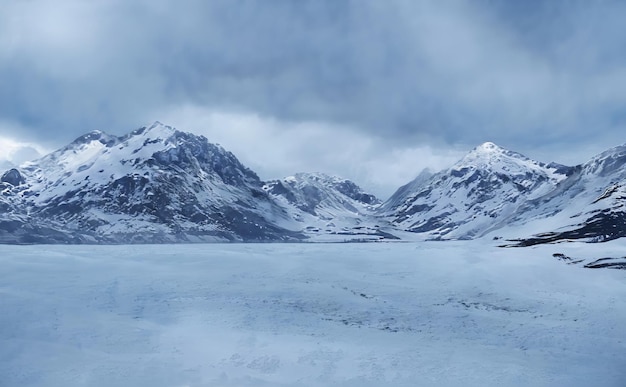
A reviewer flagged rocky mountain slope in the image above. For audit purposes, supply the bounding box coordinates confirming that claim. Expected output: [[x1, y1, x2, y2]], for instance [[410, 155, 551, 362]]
[[0, 122, 391, 243], [381, 141, 626, 246], [500, 144, 626, 245], [379, 142, 571, 240], [263, 172, 398, 241], [0, 122, 303, 243], [2, 122, 626, 245]]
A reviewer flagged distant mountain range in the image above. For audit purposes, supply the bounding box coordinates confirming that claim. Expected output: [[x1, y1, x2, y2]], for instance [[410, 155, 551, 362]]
[[1, 122, 625, 245]]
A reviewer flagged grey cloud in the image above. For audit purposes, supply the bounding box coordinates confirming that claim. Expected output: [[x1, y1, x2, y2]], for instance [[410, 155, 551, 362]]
[[9, 146, 40, 165], [1, 0, 626, 173]]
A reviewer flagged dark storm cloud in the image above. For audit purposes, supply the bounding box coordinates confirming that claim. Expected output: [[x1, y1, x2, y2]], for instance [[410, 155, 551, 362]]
[[1, 0, 626, 183]]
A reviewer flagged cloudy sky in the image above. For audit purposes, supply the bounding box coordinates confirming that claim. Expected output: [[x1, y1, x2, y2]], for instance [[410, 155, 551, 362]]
[[1, 0, 626, 197]]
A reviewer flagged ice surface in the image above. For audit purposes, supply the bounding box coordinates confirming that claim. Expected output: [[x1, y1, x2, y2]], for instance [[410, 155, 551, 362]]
[[1, 241, 625, 386]]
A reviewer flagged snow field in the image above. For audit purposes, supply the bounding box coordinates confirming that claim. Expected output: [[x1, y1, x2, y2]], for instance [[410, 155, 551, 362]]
[[1, 241, 625, 386]]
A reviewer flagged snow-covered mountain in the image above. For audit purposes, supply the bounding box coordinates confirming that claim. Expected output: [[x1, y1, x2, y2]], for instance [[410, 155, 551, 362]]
[[382, 140, 626, 245], [502, 144, 626, 245], [264, 172, 379, 216], [0, 122, 401, 244], [2, 125, 626, 245], [0, 122, 302, 243], [263, 172, 398, 241], [380, 142, 571, 240]]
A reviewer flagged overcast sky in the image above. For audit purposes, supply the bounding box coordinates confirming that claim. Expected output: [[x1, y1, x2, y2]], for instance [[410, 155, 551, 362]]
[[1, 0, 626, 198]]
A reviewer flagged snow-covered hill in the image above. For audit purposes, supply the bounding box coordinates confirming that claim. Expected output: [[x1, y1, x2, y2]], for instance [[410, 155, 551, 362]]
[[380, 142, 570, 240]]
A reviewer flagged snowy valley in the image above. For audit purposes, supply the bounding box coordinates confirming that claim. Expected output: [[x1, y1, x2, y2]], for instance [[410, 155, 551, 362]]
[[2, 241, 626, 386], [2, 123, 626, 386], [4, 1, 625, 385]]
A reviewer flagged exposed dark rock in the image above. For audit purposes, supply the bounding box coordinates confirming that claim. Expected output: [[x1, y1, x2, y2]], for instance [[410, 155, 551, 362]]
[[1, 169, 25, 186], [507, 211, 626, 247], [584, 258, 626, 269]]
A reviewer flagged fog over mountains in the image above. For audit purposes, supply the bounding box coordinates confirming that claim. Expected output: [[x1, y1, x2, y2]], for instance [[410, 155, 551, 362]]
[[1, 122, 625, 245]]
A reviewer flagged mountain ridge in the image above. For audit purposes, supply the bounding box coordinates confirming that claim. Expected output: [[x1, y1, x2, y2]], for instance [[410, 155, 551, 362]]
[[378, 140, 570, 240], [0, 123, 390, 243], [2, 122, 626, 245], [1, 123, 300, 243]]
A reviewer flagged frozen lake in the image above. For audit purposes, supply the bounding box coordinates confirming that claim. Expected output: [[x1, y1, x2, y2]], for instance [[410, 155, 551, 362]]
[[1, 241, 626, 386]]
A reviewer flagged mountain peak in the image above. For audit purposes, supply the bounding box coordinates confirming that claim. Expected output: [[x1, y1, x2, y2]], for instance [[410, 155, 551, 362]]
[[586, 143, 626, 164], [468, 141, 513, 157], [583, 143, 626, 177], [128, 121, 176, 139], [457, 141, 532, 170], [69, 129, 117, 148], [476, 141, 501, 151], [290, 172, 343, 183], [381, 139, 571, 238], [147, 121, 171, 132]]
